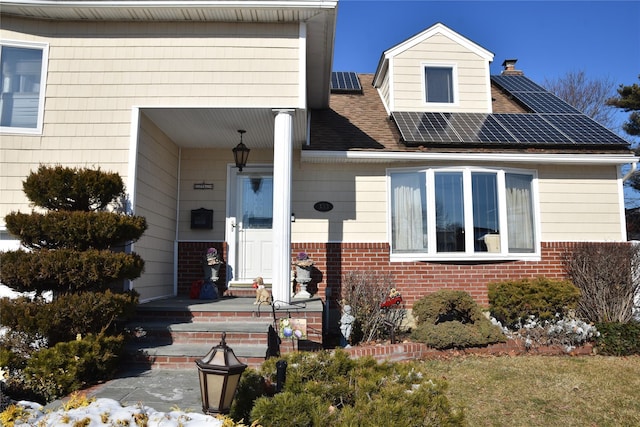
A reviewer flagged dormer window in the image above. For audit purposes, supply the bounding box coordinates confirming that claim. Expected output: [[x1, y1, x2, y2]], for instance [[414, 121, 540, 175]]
[[423, 64, 457, 105]]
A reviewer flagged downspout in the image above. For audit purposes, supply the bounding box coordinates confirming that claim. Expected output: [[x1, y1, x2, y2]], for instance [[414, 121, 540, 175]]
[[623, 162, 637, 182], [174, 148, 182, 296]]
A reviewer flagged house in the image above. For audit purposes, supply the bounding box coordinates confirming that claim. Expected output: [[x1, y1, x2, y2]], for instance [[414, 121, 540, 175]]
[[1, 2, 636, 320]]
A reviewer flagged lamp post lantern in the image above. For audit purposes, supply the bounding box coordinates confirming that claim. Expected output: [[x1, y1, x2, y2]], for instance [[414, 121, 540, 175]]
[[195, 332, 247, 415]]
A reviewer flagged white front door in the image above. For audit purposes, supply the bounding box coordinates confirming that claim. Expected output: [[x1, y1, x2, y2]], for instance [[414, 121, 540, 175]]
[[233, 173, 273, 283]]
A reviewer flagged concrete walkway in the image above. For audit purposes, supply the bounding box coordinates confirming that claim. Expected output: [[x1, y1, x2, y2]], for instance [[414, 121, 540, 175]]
[[46, 369, 205, 415]]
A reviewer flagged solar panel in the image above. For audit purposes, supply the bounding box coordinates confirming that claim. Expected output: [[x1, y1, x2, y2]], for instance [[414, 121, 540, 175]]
[[493, 114, 572, 144], [443, 113, 517, 144], [491, 75, 546, 92], [541, 114, 629, 145], [331, 71, 362, 93], [491, 75, 583, 114], [392, 112, 460, 143], [392, 111, 627, 147], [509, 92, 581, 114]]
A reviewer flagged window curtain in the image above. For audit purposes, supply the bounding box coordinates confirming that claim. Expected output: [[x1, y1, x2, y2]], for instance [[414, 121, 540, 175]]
[[506, 173, 534, 252], [391, 173, 426, 252]]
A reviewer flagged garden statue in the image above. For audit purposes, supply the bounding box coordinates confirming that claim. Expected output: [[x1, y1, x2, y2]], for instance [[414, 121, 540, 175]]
[[253, 276, 272, 305], [293, 251, 314, 299], [200, 247, 220, 299], [339, 304, 355, 348]]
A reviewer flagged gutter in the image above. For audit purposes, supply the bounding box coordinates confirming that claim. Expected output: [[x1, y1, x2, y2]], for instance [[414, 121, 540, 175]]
[[301, 150, 640, 165]]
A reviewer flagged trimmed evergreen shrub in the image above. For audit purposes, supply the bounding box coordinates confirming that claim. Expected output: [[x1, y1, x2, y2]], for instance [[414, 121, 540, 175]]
[[595, 321, 640, 356], [412, 289, 484, 325], [0, 249, 144, 294], [1, 166, 145, 405], [8, 333, 124, 403], [1, 290, 138, 346], [488, 277, 581, 328], [4, 211, 146, 250], [248, 350, 464, 427], [22, 165, 124, 212], [412, 320, 506, 350], [229, 369, 269, 423], [410, 289, 505, 350]]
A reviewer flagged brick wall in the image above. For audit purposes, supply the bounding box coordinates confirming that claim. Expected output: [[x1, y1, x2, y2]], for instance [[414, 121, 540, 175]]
[[178, 241, 611, 307], [292, 241, 583, 307], [177, 242, 227, 296]]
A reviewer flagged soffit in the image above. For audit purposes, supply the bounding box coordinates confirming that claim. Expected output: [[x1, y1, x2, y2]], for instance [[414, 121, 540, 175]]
[[0, 1, 334, 22], [141, 107, 308, 149]]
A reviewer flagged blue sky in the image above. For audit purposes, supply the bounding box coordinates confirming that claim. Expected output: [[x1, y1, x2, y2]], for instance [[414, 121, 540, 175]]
[[333, 0, 640, 205], [333, 0, 639, 86]]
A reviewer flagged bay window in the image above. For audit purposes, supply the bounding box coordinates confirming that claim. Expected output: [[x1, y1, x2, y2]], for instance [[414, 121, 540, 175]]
[[389, 167, 537, 258]]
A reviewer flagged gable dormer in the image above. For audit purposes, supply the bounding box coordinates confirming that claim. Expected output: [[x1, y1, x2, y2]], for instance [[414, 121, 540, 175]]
[[373, 23, 494, 114]]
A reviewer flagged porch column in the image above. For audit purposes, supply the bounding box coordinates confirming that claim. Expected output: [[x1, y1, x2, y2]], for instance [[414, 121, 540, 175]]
[[272, 109, 295, 305]]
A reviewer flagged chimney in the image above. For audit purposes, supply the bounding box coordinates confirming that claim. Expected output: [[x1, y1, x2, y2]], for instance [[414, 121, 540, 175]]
[[501, 59, 523, 75]]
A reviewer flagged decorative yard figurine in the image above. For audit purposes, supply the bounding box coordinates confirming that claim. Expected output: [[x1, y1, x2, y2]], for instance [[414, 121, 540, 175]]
[[380, 288, 403, 308], [200, 247, 220, 299], [293, 251, 314, 299], [339, 305, 355, 348], [253, 276, 271, 305]]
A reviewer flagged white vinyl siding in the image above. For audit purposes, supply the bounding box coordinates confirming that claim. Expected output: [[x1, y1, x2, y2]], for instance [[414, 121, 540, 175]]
[[537, 165, 623, 241], [0, 16, 301, 220], [393, 33, 490, 112], [133, 114, 180, 300]]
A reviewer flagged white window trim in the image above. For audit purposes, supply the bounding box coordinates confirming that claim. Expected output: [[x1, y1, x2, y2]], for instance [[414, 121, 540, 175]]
[[0, 39, 49, 135], [421, 62, 459, 107], [387, 165, 541, 262]]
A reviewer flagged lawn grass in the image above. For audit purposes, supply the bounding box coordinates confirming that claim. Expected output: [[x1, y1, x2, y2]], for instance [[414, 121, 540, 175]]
[[420, 355, 640, 426]]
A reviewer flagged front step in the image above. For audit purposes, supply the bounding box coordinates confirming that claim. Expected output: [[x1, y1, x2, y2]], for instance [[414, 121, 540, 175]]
[[131, 320, 274, 344], [123, 296, 325, 370]]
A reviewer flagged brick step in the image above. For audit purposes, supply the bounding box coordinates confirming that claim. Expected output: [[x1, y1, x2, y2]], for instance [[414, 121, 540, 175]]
[[121, 297, 325, 370], [126, 342, 272, 369], [126, 320, 275, 345]]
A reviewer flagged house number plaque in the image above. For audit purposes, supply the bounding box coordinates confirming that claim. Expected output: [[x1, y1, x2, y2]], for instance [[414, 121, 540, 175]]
[[314, 201, 333, 212]]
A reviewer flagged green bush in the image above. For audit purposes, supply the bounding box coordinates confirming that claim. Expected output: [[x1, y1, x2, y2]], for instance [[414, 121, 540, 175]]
[[230, 369, 269, 423], [22, 165, 124, 212], [14, 333, 124, 402], [251, 391, 334, 427], [5, 211, 147, 251], [248, 350, 464, 427], [488, 278, 581, 328], [412, 320, 505, 350], [1, 290, 138, 346], [412, 289, 484, 325], [0, 249, 144, 294], [410, 290, 505, 350], [595, 321, 640, 356]]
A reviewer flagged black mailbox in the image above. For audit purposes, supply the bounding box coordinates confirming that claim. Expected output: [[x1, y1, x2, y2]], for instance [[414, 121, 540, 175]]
[[191, 208, 213, 229]]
